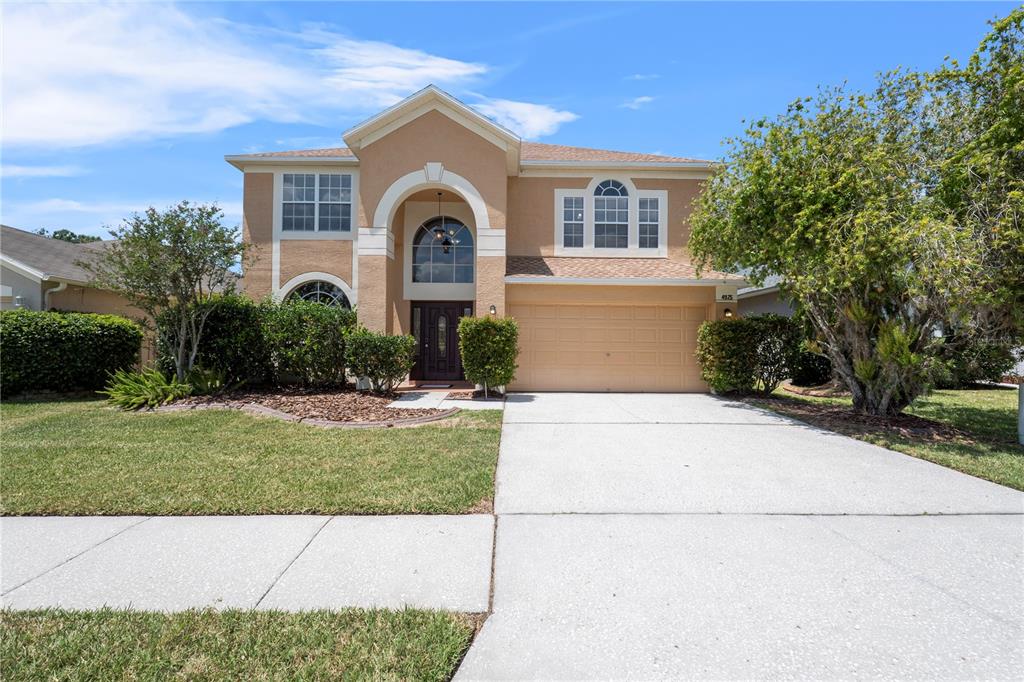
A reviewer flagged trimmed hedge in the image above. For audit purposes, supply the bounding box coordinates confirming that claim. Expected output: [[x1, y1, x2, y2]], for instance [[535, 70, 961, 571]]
[[458, 316, 519, 396], [157, 296, 271, 385], [695, 314, 802, 395], [791, 342, 834, 387], [345, 328, 417, 394], [263, 299, 357, 386], [0, 310, 142, 395]]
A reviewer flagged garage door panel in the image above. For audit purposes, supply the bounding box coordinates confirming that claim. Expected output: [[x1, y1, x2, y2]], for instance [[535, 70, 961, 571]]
[[511, 300, 708, 392]]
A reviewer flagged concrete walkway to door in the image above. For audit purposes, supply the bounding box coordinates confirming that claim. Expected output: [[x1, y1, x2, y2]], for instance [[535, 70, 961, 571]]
[[456, 393, 1024, 680]]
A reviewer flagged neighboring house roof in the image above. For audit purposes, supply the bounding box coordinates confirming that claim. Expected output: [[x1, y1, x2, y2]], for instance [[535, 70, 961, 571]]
[[738, 274, 783, 298], [505, 256, 745, 286], [0, 224, 110, 285]]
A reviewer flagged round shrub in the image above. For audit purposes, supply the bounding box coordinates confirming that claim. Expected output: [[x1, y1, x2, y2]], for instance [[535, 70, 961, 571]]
[[0, 310, 143, 395], [262, 299, 357, 386], [695, 318, 758, 394], [458, 316, 519, 397], [695, 314, 803, 395], [345, 328, 417, 394]]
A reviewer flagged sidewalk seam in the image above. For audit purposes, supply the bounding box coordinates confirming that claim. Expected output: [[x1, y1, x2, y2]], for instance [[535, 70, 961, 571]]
[[254, 516, 333, 608], [2, 516, 152, 596]]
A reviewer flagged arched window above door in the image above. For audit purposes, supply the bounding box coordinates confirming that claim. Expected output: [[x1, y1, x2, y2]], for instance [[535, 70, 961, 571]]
[[411, 217, 474, 284]]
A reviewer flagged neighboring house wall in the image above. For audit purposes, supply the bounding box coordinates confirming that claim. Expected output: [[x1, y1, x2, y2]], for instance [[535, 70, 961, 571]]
[[739, 290, 795, 317], [0, 266, 43, 310]]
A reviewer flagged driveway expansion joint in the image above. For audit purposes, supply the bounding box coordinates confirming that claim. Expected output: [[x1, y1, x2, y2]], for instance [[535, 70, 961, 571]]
[[1, 516, 151, 596], [254, 515, 333, 608]]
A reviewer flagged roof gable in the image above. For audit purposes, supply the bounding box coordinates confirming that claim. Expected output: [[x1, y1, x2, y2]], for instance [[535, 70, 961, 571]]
[[342, 85, 522, 174]]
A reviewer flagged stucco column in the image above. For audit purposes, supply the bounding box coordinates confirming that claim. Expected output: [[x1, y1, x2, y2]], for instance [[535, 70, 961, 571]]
[[476, 255, 506, 317], [356, 227, 394, 333]]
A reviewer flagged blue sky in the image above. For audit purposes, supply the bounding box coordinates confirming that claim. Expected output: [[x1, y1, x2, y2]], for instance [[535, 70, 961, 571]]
[[1, 1, 1015, 237]]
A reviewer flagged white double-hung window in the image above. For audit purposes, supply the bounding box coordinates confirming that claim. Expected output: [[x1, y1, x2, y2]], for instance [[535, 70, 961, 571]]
[[282, 173, 352, 232]]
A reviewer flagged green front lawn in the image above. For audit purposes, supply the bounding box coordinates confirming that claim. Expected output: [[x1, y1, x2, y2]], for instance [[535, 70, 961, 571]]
[[0, 400, 502, 516], [1, 608, 477, 681], [752, 388, 1023, 491]]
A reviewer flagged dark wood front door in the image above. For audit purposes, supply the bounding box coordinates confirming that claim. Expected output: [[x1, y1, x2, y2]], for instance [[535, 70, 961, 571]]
[[411, 302, 473, 381]]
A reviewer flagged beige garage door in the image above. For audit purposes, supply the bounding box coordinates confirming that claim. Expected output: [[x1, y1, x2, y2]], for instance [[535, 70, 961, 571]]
[[509, 302, 707, 392]]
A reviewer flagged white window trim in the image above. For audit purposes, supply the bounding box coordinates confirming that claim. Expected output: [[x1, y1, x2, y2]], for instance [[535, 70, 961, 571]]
[[553, 178, 667, 258], [274, 168, 359, 241]]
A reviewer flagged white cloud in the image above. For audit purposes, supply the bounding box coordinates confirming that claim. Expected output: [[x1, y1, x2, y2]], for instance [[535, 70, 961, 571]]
[[627, 74, 660, 81], [1, 3, 526, 148], [1, 165, 85, 178], [473, 99, 579, 139], [620, 96, 655, 110]]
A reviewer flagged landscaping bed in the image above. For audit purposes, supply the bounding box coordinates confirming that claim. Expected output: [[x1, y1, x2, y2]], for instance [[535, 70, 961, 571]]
[[0, 608, 480, 681], [174, 386, 445, 423]]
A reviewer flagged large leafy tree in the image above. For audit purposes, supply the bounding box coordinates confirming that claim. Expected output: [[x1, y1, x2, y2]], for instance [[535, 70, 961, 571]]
[[690, 9, 1023, 415], [82, 201, 246, 381]]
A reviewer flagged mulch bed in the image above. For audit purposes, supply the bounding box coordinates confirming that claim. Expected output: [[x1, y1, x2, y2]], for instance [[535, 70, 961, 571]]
[[446, 389, 505, 402], [175, 386, 445, 423], [746, 396, 972, 444]]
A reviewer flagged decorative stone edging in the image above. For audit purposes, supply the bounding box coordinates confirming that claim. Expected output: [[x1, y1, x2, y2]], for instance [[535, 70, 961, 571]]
[[151, 402, 461, 429]]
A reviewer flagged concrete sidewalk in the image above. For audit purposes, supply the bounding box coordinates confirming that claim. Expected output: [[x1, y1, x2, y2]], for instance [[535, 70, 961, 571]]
[[1, 515, 492, 612]]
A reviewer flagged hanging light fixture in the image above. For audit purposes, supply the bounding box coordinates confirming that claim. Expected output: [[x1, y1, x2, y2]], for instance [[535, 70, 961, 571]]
[[433, 192, 446, 241]]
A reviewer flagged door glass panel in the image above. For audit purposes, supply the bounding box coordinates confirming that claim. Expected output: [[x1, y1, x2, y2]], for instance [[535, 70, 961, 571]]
[[463, 307, 472, 318], [412, 307, 421, 347], [437, 314, 447, 356]]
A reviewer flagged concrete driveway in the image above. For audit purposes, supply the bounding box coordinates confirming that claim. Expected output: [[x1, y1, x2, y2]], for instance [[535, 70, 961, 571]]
[[457, 393, 1024, 680]]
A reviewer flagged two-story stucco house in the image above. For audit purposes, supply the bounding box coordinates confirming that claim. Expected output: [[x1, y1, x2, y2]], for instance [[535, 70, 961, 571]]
[[227, 86, 743, 392]]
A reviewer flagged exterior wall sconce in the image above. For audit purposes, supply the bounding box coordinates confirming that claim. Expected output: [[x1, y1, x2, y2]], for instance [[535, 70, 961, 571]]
[[723, 308, 733, 318], [488, 305, 497, 315]]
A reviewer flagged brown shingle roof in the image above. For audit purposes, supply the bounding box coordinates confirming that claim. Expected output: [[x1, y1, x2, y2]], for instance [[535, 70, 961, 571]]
[[235, 142, 708, 165], [506, 256, 743, 283], [519, 142, 708, 164]]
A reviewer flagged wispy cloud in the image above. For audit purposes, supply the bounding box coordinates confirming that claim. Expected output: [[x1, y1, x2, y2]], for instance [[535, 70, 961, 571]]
[[473, 98, 580, 140], [1, 165, 85, 178], [620, 96, 655, 110], [627, 73, 660, 81], [1, 4, 577, 148], [2, 198, 244, 237]]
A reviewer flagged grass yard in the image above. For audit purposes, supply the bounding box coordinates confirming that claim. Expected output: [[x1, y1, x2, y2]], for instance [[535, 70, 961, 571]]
[[0, 608, 477, 681], [0, 399, 502, 516], [750, 387, 1023, 491]]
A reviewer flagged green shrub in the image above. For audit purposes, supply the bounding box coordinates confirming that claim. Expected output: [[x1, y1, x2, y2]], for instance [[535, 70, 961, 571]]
[[0, 310, 142, 395], [696, 318, 758, 394], [262, 299, 356, 386], [345, 328, 417, 394], [458, 316, 519, 397], [156, 295, 271, 385], [185, 367, 229, 396], [695, 314, 802, 395], [747, 314, 802, 394], [791, 341, 834, 386], [99, 368, 192, 409], [938, 338, 1019, 388]]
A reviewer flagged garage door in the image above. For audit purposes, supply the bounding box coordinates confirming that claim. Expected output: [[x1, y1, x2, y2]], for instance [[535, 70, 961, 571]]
[[509, 302, 706, 392]]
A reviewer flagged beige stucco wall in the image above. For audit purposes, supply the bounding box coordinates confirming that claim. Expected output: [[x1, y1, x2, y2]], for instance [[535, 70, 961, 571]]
[[279, 240, 353, 293], [241, 172, 274, 299], [477, 257, 507, 317], [358, 255, 388, 332], [355, 109, 508, 230], [505, 176, 703, 263], [506, 176, 589, 257], [633, 178, 703, 261]]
